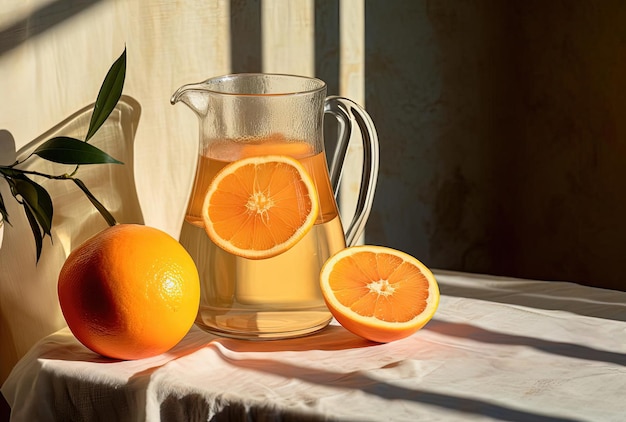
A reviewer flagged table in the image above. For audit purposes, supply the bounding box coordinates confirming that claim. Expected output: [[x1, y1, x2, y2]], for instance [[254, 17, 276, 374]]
[[2, 270, 626, 421]]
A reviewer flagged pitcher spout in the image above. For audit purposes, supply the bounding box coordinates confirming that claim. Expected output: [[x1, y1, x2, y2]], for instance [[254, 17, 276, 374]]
[[170, 83, 210, 117]]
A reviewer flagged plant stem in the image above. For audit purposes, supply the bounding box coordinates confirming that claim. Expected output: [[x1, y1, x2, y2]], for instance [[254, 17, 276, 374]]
[[2, 167, 76, 180]]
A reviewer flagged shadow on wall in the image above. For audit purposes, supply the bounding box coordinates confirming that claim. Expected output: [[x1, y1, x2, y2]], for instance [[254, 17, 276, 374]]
[[365, 0, 626, 291], [0, 0, 103, 55], [4, 0, 626, 294]]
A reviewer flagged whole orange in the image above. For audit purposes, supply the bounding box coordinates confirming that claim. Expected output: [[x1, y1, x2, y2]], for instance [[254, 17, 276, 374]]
[[58, 224, 200, 360]]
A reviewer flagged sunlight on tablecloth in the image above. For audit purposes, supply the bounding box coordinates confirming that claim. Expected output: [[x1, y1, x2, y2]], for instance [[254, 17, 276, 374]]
[[3, 271, 626, 421]]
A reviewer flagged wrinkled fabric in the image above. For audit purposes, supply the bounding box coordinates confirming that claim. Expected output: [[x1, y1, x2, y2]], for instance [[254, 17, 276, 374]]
[[3, 270, 626, 421]]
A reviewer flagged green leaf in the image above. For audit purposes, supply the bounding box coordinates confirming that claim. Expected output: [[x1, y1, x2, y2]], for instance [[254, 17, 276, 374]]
[[73, 178, 117, 226], [0, 166, 20, 178], [22, 201, 44, 262], [33, 137, 123, 165], [0, 191, 10, 226], [12, 176, 53, 237], [85, 48, 127, 142]]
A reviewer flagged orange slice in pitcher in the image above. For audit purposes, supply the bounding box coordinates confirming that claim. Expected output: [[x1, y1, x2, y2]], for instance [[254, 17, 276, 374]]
[[202, 155, 319, 259], [320, 245, 440, 343]]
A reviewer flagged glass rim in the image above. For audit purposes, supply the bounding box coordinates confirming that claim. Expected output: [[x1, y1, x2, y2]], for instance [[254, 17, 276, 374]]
[[201, 73, 327, 97]]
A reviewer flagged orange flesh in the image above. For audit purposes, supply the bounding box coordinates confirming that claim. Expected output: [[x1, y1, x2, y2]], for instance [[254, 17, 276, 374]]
[[207, 159, 316, 251], [328, 252, 430, 323]]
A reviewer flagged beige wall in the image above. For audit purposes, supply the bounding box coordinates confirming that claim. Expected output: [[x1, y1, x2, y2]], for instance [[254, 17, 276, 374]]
[[363, 1, 626, 291], [0, 0, 365, 236], [1, 0, 232, 235]]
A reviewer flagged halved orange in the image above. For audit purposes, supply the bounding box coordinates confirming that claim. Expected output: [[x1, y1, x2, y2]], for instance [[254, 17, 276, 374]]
[[202, 155, 319, 259], [320, 245, 440, 343]]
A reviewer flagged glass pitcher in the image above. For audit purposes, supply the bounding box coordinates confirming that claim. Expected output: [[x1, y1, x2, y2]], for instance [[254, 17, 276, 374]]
[[171, 74, 378, 339]]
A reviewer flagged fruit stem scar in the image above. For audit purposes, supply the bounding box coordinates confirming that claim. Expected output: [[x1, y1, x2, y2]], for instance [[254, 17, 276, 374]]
[[367, 279, 395, 297]]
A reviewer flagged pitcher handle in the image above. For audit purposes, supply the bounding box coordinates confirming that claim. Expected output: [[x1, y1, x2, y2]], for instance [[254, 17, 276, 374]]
[[324, 96, 379, 247]]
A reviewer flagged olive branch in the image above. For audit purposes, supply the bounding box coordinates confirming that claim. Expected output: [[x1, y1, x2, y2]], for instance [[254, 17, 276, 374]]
[[0, 48, 127, 262]]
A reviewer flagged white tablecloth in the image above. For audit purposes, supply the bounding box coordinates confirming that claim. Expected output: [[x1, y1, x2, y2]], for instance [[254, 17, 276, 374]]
[[2, 270, 626, 421]]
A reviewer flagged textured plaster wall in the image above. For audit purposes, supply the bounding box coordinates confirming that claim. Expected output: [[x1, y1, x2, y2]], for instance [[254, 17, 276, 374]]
[[365, 1, 626, 291]]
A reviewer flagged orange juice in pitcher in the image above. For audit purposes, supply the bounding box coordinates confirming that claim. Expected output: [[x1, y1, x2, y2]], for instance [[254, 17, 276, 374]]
[[172, 74, 379, 339]]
